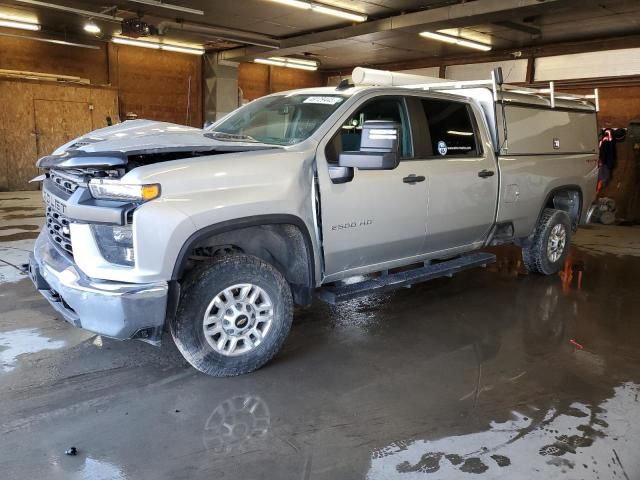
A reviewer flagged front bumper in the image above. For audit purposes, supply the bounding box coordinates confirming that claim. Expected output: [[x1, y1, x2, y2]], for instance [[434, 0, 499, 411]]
[[29, 230, 168, 344]]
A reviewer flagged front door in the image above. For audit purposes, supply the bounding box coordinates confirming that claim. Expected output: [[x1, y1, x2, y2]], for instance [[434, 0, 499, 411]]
[[316, 96, 429, 279]]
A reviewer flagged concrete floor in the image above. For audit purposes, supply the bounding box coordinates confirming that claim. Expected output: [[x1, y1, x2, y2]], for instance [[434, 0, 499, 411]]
[[1, 192, 640, 480]]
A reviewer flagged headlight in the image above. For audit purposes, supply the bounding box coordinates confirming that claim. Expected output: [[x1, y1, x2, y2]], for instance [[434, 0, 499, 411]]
[[91, 225, 135, 266], [89, 179, 160, 202]]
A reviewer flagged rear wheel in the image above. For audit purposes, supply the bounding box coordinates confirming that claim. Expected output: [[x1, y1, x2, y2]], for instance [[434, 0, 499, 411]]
[[171, 254, 293, 377], [522, 209, 572, 275]]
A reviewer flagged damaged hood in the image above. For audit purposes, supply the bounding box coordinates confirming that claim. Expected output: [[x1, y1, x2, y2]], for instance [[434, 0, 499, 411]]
[[39, 120, 279, 169]]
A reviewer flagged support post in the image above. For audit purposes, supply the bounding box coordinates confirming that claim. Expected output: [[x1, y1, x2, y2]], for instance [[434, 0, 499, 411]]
[[203, 52, 240, 125]]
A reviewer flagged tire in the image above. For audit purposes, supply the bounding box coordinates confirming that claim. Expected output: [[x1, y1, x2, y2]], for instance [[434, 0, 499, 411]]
[[522, 209, 572, 275], [171, 254, 293, 377]]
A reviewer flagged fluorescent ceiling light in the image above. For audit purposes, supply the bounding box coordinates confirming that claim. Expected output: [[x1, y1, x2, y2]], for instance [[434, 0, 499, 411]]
[[255, 58, 285, 66], [420, 31, 491, 52], [113, 36, 205, 55], [126, 0, 204, 15], [161, 44, 205, 55], [0, 31, 99, 49], [310, 4, 367, 22], [113, 37, 160, 49], [84, 22, 101, 34], [270, 56, 318, 67], [268, 0, 367, 22], [0, 18, 41, 31], [270, 0, 311, 9], [255, 57, 318, 71], [447, 130, 474, 136]]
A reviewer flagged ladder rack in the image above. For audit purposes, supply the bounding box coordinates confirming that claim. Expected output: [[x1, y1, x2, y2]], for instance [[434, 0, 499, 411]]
[[351, 67, 600, 112], [407, 79, 599, 111]]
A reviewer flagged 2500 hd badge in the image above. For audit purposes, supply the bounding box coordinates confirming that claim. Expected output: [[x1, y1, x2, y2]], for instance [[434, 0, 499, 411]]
[[331, 219, 373, 231]]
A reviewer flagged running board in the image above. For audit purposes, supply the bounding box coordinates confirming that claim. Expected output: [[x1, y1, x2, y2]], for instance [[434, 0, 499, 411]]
[[316, 252, 496, 305]]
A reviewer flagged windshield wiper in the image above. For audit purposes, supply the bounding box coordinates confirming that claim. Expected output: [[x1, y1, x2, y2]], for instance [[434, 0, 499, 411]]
[[206, 131, 259, 143]]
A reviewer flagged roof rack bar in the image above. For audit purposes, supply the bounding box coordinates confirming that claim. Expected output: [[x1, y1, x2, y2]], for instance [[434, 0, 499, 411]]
[[416, 79, 495, 90], [594, 88, 600, 112], [583, 88, 599, 111], [349, 67, 597, 110], [490, 69, 498, 100]]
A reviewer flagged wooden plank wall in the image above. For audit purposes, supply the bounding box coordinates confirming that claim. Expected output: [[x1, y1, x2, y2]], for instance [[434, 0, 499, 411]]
[[238, 63, 271, 100], [238, 63, 327, 101], [109, 44, 203, 127], [0, 79, 118, 191], [0, 34, 203, 127], [0, 35, 205, 191], [0, 31, 108, 84]]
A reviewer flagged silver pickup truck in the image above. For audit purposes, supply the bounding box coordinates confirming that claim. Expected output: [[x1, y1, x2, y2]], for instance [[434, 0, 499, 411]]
[[28, 68, 598, 376]]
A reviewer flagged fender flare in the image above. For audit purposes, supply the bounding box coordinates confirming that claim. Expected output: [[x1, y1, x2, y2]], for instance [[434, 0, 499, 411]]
[[171, 214, 316, 289], [536, 184, 584, 229]]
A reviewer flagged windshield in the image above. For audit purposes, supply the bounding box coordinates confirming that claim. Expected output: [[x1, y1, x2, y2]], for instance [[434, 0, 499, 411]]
[[209, 94, 347, 145]]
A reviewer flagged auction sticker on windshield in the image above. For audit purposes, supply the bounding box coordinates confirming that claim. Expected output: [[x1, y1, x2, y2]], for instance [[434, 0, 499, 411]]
[[303, 96, 344, 105]]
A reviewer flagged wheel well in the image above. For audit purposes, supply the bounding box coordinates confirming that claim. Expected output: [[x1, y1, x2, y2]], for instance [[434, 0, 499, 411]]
[[543, 187, 583, 231], [176, 222, 314, 306]]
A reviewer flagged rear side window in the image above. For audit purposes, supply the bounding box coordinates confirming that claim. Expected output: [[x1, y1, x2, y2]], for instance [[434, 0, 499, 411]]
[[421, 99, 479, 157]]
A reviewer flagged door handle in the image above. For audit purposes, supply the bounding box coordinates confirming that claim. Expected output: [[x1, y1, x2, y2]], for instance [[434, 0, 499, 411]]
[[478, 169, 495, 178], [403, 174, 426, 184]]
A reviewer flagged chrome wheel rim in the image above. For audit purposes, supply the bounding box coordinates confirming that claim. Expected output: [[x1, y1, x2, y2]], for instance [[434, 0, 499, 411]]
[[547, 224, 567, 263], [203, 283, 273, 357]]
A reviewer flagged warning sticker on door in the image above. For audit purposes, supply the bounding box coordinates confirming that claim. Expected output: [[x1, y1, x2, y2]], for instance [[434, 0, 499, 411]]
[[437, 141, 448, 156], [302, 96, 344, 105]]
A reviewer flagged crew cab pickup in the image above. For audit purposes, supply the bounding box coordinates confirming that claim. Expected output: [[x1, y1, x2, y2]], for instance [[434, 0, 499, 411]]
[[29, 67, 598, 376]]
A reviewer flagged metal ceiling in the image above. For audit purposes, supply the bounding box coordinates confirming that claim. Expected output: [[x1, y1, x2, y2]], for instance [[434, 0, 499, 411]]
[[0, 0, 639, 69]]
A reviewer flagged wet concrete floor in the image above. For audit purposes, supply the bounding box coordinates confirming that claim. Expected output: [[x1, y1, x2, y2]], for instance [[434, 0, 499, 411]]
[[1, 192, 640, 479]]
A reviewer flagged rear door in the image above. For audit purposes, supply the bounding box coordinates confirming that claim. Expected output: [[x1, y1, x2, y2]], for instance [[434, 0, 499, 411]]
[[411, 97, 499, 252], [316, 95, 429, 278]]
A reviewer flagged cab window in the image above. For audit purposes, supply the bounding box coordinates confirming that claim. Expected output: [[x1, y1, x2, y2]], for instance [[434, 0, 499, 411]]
[[325, 97, 412, 164], [421, 99, 479, 157]]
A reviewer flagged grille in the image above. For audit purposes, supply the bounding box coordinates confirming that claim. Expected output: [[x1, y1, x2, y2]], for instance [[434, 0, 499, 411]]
[[50, 170, 82, 195], [46, 206, 73, 255]]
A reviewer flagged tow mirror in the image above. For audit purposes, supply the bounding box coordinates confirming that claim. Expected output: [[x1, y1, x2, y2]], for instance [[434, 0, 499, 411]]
[[338, 120, 401, 170]]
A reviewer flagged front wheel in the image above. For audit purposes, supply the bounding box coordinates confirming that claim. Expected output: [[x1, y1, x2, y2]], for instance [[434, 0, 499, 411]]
[[522, 208, 572, 275], [171, 254, 293, 377]]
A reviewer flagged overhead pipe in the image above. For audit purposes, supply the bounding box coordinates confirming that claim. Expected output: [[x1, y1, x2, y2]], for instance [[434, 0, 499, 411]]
[[157, 21, 280, 49], [15, 0, 123, 22]]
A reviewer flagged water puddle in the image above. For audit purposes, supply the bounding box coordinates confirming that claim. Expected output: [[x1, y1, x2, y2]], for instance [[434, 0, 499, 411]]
[[48, 455, 128, 480], [0, 328, 66, 372], [0, 243, 35, 284], [79, 457, 128, 480], [369, 383, 639, 479]]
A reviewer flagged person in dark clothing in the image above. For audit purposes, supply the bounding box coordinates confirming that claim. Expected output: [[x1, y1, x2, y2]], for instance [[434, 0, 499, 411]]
[[598, 128, 616, 191]]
